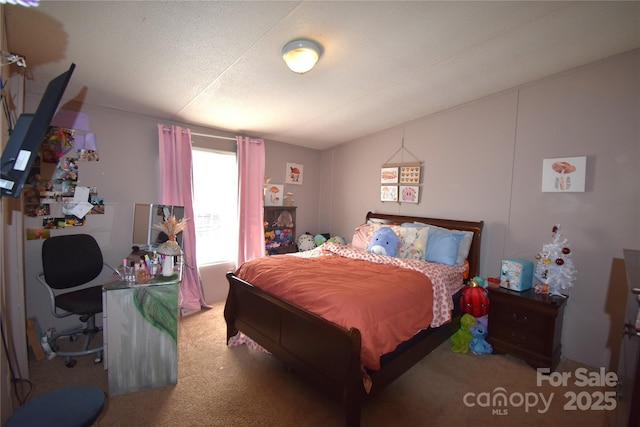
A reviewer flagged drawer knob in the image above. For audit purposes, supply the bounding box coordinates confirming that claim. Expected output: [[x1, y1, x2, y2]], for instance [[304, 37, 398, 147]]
[[512, 313, 528, 322]]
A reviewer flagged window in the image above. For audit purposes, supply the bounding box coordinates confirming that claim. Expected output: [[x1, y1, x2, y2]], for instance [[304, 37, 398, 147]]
[[192, 147, 237, 264]]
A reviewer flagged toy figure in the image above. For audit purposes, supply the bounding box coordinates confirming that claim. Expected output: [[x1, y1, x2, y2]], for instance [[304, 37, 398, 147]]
[[460, 281, 490, 317], [450, 313, 477, 353], [469, 323, 493, 355], [367, 227, 400, 257]]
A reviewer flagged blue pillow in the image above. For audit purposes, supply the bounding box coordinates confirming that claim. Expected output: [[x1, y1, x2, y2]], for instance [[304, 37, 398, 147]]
[[425, 227, 463, 266]]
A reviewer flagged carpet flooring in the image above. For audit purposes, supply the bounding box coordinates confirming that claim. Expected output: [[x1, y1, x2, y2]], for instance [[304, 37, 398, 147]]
[[19, 301, 618, 426]]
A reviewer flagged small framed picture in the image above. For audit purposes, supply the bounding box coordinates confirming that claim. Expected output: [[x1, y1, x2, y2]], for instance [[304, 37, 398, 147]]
[[285, 162, 303, 185], [400, 166, 421, 184], [541, 156, 586, 192], [399, 185, 420, 203], [381, 185, 398, 202], [264, 184, 284, 206], [381, 167, 399, 184]]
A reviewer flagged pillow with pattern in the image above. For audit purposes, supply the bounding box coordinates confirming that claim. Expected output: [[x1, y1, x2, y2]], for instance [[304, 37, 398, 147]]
[[368, 223, 429, 260]]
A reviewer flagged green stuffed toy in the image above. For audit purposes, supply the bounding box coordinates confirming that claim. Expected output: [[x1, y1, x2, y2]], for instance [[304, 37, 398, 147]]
[[450, 313, 477, 353]]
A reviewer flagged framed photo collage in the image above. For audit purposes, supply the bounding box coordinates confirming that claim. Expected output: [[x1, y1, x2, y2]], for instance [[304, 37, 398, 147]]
[[380, 163, 421, 203]]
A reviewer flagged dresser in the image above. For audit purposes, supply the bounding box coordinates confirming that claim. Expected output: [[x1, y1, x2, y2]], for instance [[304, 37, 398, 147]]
[[102, 280, 179, 395], [264, 206, 297, 255], [487, 286, 568, 371]]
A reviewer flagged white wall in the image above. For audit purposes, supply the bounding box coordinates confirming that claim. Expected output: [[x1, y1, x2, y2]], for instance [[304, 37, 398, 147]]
[[320, 49, 640, 369], [264, 140, 321, 238], [20, 96, 322, 333]]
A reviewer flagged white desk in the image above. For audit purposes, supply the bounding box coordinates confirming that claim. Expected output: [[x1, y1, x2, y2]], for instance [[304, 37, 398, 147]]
[[102, 279, 179, 395]]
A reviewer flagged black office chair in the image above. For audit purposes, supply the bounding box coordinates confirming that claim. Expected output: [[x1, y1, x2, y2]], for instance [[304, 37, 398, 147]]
[[37, 234, 119, 367]]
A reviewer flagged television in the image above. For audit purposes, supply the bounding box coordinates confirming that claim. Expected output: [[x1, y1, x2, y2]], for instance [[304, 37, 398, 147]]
[[0, 63, 76, 198]]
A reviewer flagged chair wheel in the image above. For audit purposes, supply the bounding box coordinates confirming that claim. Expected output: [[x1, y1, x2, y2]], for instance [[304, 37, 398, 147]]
[[65, 359, 77, 368]]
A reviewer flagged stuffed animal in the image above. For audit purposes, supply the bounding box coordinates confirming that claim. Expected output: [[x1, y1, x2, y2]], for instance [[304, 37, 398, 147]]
[[328, 235, 346, 245], [297, 233, 316, 252], [469, 323, 493, 355], [367, 227, 400, 257], [460, 281, 490, 317], [314, 234, 328, 247], [476, 314, 489, 329], [450, 313, 477, 353]]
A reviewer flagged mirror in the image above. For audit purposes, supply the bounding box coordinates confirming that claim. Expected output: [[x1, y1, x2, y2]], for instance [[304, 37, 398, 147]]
[[132, 203, 185, 249]]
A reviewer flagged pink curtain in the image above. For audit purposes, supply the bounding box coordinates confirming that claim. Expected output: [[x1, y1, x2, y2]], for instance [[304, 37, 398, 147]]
[[157, 124, 208, 311], [236, 136, 265, 266]]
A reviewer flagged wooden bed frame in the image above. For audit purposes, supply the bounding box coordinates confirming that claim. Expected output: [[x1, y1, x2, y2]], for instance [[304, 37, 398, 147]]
[[224, 212, 484, 427]]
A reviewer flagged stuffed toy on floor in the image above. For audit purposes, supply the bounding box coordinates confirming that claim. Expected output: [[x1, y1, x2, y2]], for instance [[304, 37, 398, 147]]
[[450, 313, 477, 353], [469, 323, 493, 355]]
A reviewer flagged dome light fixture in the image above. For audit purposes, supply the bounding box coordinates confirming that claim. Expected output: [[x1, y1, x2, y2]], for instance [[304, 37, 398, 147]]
[[281, 39, 322, 74]]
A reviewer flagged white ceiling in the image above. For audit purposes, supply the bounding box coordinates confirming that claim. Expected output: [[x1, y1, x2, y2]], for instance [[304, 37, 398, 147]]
[[4, 1, 640, 150]]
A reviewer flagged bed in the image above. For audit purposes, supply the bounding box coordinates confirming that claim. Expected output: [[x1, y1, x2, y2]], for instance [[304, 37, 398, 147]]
[[224, 212, 484, 427]]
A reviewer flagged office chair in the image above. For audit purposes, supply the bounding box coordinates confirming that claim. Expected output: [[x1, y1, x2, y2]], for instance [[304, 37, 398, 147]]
[[37, 234, 119, 368]]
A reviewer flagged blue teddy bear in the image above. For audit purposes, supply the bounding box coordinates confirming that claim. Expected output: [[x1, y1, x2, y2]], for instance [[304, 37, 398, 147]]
[[468, 323, 493, 355], [367, 227, 400, 257]]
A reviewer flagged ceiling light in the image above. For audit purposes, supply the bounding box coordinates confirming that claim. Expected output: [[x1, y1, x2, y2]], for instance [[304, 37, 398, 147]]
[[282, 39, 322, 74]]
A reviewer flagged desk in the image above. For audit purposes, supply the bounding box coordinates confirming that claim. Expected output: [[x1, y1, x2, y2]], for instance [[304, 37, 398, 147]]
[[102, 279, 179, 395]]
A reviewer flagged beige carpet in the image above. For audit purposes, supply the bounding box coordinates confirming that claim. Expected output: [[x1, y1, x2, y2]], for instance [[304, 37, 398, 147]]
[[19, 301, 617, 426]]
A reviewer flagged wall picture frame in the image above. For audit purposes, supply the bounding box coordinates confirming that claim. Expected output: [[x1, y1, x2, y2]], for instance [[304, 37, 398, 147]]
[[541, 156, 586, 192], [285, 162, 303, 185], [264, 184, 284, 206], [399, 185, 420, 203], [400, 166, 421, 184], [381, 185, 398, 202], [380, 167, 399, 184]]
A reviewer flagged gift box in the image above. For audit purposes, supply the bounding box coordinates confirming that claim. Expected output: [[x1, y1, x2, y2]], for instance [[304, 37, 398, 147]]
[[500, 259, 534, 292]]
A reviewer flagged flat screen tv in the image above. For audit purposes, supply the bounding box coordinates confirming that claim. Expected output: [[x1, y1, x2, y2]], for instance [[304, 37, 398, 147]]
[[0, 63, 75, 198]]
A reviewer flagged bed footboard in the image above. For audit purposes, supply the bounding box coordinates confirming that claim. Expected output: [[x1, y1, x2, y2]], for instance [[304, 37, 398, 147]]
[[224, 272, 366, 426]]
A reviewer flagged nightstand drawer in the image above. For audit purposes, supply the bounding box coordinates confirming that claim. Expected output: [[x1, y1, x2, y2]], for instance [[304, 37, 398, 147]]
[[490, 305, 548, 335], [490, 321, 546, 353]]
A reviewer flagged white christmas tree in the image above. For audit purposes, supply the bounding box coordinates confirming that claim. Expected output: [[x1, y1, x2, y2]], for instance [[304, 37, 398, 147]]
[[534, 224, 577, 297]]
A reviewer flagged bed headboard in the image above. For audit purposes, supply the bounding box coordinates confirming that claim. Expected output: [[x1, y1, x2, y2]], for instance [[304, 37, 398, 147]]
[[365, 211, 484, 280]]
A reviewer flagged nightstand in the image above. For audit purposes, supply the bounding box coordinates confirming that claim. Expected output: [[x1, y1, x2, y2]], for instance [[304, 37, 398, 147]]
[[487, 286, 568, 371]]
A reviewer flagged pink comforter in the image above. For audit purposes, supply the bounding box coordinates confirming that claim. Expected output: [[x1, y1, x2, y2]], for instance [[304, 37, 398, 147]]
[[234, 243, 465, 370]]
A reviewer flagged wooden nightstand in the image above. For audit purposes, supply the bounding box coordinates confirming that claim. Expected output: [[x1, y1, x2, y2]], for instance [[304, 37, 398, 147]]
[[487, 286, 568, 371]]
